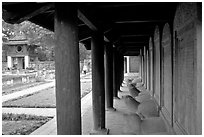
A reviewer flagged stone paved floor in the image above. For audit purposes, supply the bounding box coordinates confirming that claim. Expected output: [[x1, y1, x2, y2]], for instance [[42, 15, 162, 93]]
[[31, 82, 169, 135]]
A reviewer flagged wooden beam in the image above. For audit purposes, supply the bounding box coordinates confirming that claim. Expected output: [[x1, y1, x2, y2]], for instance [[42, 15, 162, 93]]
[[121, 43, 148, 47], [78, 9, 110, 42], [94, 3, 148, 8], [78, 10, 97, 31], [104, 36, 110, 42], [120, 34, 150, 37], [79, 36, 91, 42], [123, 51, 140, 56], [2, 2, 22, 5], [18, 3, 54, 23], [122, 42, 148, 44], [79, 28, 92, 42], [118, 47, 143, 53], [115, 20, 167, 24]]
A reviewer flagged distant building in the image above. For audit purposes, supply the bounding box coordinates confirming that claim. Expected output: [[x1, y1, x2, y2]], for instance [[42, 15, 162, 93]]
[[124, 56, 140, 73], [3, 34, 38, 70]]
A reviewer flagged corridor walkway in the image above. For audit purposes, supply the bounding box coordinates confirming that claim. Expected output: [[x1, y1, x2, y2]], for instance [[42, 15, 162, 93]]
[[30, 73, 169, 135]]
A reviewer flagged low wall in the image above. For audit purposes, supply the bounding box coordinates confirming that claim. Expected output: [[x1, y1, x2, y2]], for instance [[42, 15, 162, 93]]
[[2, 61, 55, 73], [30, 61, 55, 70], [2, 74, 37, 87]]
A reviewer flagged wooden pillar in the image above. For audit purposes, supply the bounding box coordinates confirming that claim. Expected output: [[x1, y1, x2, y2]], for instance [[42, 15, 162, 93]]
[[139, 50, 142, 78], [140, 49, 143, 79], [143, 46, 146, 88], [104, 44, 115, 111], [91, 31, 109, 134], [55, 3, 81, 135], [141, 52, 144, 83], [117, 54, 123, 92], [146, 50, 149, 90], [113, 47, 119, 99], [118, 55, 123, 89], [116, 52, 120, 92]]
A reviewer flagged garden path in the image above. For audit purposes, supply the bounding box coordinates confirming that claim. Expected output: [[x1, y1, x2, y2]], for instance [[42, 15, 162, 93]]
[[2, 81, 55, 102], [2, 72, 91, 103]]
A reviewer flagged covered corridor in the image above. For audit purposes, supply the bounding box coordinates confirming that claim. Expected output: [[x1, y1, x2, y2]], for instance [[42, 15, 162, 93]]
[[2, 2, 202, 135]]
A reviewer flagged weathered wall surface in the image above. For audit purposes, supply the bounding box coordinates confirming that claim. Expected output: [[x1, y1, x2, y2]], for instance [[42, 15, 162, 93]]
[[195, 3, 202, 134], [161, 23, 173, 127], [173, 3, 201, 135], [7, 45, 28, 57], [129, 56, 140, 73], [153, 26, 161, 105]]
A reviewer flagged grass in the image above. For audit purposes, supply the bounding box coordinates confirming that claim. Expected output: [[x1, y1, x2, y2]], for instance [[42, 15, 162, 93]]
[[2, 81, 92, 108], [2, 113, 52, 135], [3, 87, 56, 108], [2, 81, 50, 96]]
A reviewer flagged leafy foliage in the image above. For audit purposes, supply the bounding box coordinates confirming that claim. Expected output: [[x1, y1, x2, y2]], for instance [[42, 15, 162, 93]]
[[2, 20, 90, 62], [79, 43, 91, 62], [3, 20, 55, 61]]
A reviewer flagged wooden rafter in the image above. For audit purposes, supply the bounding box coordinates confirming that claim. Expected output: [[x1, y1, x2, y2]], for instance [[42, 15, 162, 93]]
[[17, 3, 54, 23], [78, 9, 110, 42]]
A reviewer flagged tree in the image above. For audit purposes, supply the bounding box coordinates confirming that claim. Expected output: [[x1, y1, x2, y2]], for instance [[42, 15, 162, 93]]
[[2, 20, 55, 61], [79, 43, 91, 62]]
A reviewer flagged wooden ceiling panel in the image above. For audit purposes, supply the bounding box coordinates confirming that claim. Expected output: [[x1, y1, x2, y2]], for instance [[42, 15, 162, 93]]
[[2, 2, 177, 51]]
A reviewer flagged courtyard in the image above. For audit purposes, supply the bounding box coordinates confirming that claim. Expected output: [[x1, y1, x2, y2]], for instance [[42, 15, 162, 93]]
[[2, 72, 92, 135]]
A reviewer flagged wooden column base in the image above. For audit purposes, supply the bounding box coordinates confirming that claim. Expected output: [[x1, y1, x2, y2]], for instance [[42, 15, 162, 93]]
[[114, 96, 120, 100], [106, 107, 116, 111], [90, 128, 109, 135]]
